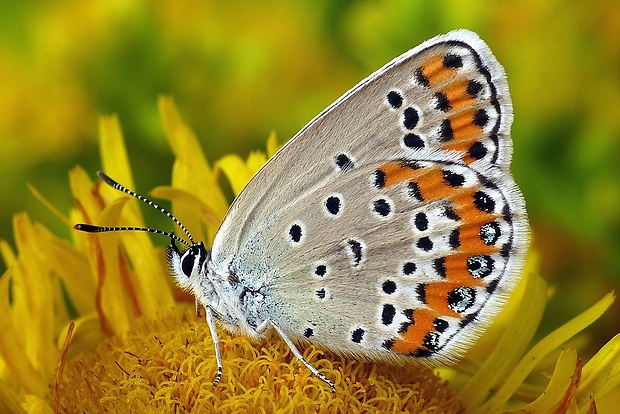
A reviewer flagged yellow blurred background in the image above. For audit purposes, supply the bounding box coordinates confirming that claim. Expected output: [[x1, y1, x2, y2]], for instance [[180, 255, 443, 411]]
[[1, 1, 619, 354]]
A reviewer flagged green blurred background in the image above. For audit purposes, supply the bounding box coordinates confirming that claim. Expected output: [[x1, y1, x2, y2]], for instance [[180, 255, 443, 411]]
[[1, 1, 618, 352]]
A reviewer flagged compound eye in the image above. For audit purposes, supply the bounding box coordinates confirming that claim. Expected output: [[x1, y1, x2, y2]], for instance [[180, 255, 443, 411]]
[[181, 251, 196, 277]]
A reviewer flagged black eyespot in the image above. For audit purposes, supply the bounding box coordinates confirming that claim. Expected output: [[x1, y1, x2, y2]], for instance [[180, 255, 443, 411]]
[[480, 222, 501, 245], [448, 287, 476, 313], [467, 80, 483, 97], [382, 280, 397, 294], [467, 255, 495, 278], [417, 236, 433, 251], [373, 198, 392, 217], [325, 195, 341, 215], [381, 304, 396, 325], [439, 119, 454, 142], [443, 54, 463, 69], [469, 141, 487, 160], [414, 212, 429, 231], [473, 191, 495, 213], [335, 153, 354, 172], [387, 91, 403, 109], [351, 328, 365, 343], [434, 92, 451, 112], [402, 262, 417, 275], [403, 107, 420, 129], [315, 265, 327, 277], [442, 170, 465, 187], [289, 223, 303, 243], [403, 133, 425, 148]]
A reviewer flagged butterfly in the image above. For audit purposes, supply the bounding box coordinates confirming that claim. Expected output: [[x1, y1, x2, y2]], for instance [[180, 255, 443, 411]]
[[75, 29, 528, 391]]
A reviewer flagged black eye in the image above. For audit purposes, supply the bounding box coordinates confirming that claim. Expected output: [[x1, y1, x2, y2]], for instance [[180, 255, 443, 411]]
[[181, 252, 196, 277]]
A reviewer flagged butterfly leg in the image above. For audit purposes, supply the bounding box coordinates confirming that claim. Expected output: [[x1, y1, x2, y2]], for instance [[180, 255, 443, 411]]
[[269, 320, 336, 392], [205, 306, 223, 386]]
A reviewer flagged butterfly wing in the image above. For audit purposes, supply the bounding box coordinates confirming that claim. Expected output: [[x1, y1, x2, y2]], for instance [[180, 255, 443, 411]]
[[211, 29, 528, 364]]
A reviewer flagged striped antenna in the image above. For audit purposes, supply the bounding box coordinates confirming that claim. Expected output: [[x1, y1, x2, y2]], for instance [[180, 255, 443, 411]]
[[73, 171, 194, 248]]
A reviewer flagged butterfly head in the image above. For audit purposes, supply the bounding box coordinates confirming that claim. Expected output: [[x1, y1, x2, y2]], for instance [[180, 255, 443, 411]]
[[166, 238, 209, 291]]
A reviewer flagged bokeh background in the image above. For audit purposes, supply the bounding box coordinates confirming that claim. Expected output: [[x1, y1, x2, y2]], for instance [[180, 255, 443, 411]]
[[1, 1, 618, 355]]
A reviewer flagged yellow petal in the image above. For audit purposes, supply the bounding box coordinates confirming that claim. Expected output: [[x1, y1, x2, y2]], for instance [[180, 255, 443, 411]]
[[503, 348, 579, 414], [99, 115, 137, 201], [266, 131, 280, 158], [215, 153, 254, 196], [461, 262, 548, 409], [0, 268, 48, 397], [158, 96, 229, 219], [480, 292, 615, 412], [578, 333, 620, 405]]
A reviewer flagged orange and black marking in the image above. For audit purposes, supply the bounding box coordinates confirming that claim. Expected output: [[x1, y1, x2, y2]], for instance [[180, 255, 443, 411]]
[[414, 53, 464, 88], [374, 160, 510, 357], [434, 79, 484, 113]]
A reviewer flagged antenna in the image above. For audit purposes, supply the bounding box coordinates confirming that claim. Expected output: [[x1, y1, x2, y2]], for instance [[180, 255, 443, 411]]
[[74, 171, 194, 248]]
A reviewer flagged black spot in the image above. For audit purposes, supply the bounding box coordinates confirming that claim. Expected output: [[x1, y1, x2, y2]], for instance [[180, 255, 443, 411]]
[[351, 328, 365, 343], [373, 199, 392, 217], [417, 236, 433, 251], [414, 212, 429, 231], [402, 262, 417, 275], [448, 287, 476, 313], [399, 323, 412, 334], [442, 169, 465, 187], [473, 190, 495, 213], [382, 339, 394, 350], [434, 318, 449, 333], [381, 304, 396, 325], [399, 309, 414, 333], [468, 141, 487, 160], [467, 255, 495, 278], [315, 264, 327, 277], [443, 53, 463, 68], [403, 133, 424, 149], [316, 288, 326, 299], [347, 239, 363, 266], [373, 169, 386, 189], [387, 91, 403, 109], [435, 92, 451, 112], [416, 284, 427, 304], [304, 328, 314, 338], [433, 257, 447, 278], [423, 332, 441, 352], [400, 160, 421, 170], [402, 308, 414, 322], [467, 80, 483, 97], [289, 224, 302, 243], [443, 205, 461, 221], [335, 153, 354, 172], [473, 109, 489, 127], [382, 280, 397, 294], [486, 278, 499, 294], [459, 311, 478, 328], [407, 182, 424, 202], [439, 119, 454, 141], [411, 348, 433, 358], [403, 107, 420, 130], [325, 196, 341, 215], [414, 67, 430, 87], [449, 229, 461, 250], [480, 221, 501, 245]]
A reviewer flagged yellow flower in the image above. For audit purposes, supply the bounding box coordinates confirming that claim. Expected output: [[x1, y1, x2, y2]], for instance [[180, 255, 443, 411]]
[[1, 96, 619, 413]]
